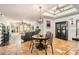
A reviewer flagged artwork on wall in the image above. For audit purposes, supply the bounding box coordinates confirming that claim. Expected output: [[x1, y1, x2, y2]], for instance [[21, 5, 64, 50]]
[[46, 21, 51, 28]]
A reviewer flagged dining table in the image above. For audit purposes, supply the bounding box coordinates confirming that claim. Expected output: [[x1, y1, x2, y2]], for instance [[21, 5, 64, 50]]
[[32, 34, 48, 50]]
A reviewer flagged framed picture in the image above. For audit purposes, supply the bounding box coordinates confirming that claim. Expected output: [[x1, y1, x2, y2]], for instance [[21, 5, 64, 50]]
[[46, 21, 51, 28]]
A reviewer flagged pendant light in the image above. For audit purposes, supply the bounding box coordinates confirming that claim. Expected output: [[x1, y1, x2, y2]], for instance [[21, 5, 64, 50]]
[[38, 6, 43, 23]]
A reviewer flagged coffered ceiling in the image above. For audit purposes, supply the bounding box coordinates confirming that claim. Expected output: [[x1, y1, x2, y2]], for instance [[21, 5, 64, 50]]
[[43, 4, 79, 19]]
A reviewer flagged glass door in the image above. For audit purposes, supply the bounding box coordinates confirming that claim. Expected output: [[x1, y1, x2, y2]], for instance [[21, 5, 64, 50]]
[[60, 22, 68, 40], [55, 21, 68, 40], [55, 23, 61, 38]]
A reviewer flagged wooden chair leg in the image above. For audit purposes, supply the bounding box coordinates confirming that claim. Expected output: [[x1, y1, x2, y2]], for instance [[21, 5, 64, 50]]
[[31, 41, 34, 53], [45, 48, 47, 55], [51, 44, 53, 54], [45, 40, 47, 55], [29, 41, 32, 49]]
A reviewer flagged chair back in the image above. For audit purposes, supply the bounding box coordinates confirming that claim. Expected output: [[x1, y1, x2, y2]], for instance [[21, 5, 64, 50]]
[[50, 33, 53, 42], [46, 31, 53, 42]]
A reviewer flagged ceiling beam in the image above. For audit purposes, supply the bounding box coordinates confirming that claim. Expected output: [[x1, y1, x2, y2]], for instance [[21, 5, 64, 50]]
[[47, 5, 74, 15], [44, 11, 79, 20], [51, 4, 70, 11]]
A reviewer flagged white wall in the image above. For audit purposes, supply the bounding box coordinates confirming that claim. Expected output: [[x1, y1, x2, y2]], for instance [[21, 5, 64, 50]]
[[41, 18, 54, 34], [0, 15, 7, 24], [1, 14, 79, 41], [42, 14, 79, 40]]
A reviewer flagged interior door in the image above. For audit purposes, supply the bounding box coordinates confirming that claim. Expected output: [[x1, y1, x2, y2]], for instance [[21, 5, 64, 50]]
[[55, 21, 68, 40]]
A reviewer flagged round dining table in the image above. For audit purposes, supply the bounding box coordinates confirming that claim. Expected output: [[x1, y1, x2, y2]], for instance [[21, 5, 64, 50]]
[[32, 34, 48, 50]]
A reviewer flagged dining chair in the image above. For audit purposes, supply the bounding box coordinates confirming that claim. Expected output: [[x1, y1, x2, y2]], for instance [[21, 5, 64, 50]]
[[29, 32, 40, 50], [30, 32, 53, 55], [30, 39, 40, 54], [29, 33, 40, 54], [30, 35, 47, 54], [45, 31, 53, 54]]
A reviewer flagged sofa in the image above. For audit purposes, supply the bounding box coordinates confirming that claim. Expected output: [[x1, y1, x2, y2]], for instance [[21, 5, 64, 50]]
[[21, 31, 39, 42]]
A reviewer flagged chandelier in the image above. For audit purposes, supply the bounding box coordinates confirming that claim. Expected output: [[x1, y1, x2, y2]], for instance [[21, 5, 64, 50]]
[[38, 6, 43, 23]]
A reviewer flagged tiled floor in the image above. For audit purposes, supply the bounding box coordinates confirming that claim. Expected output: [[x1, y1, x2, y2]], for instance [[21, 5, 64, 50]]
[[0, 34, 79, 55]]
